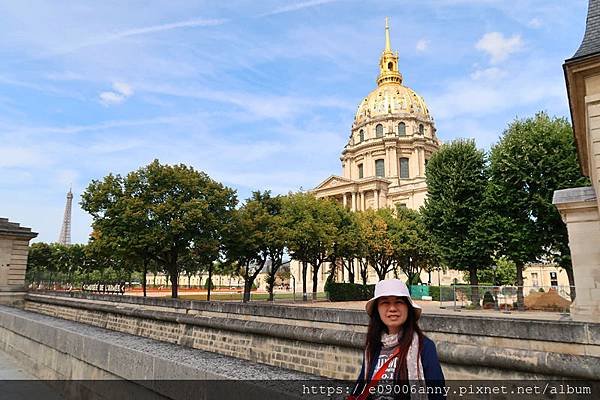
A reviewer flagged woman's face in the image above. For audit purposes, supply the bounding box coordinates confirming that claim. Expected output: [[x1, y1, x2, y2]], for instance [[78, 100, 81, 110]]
[[377, 296, 408, 334]]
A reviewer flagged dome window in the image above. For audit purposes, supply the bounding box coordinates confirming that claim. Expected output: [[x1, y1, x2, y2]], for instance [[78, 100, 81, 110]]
[[359, 129, 365, 142], [375, 159, 385, 177], [375, 124, 384, 138], [398, 122, 406, 136], [358, 163, 364, 179], [419, 124, 424, 134], [387, 62, 393, 71], [399, 158, 409, 179]]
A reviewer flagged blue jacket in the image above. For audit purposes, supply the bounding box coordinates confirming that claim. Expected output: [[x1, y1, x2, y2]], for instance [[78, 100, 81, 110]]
[[352, 336, 445, 399]]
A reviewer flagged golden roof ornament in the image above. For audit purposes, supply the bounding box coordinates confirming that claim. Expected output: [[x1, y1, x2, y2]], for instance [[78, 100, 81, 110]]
[[377, 17, 403, 86]]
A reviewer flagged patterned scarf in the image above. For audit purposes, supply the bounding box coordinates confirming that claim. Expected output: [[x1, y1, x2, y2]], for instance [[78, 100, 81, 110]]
[[373, 331, 427, 400]]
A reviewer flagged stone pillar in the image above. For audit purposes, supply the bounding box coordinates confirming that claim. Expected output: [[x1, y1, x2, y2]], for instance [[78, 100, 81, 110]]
[[553, 187, 600, 323], [0, 218, 37, 304], [360, 191, 365, 211], [351, 192, 357, 211], [342, 193, 347, 208], [375, 189, 380, 209]]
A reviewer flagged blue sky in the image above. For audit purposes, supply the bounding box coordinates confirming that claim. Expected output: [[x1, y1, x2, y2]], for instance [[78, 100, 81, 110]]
[[0, 0, 589, 243]]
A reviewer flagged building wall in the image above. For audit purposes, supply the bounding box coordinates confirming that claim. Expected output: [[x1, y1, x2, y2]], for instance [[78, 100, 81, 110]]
[[0, 236, 29, 291]]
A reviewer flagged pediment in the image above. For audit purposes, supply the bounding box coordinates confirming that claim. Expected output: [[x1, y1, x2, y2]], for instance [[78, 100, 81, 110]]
[[313, 175, 354, 191]]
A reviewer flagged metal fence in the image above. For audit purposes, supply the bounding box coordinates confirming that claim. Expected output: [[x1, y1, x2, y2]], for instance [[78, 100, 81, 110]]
[[429, 284, 574, 314]]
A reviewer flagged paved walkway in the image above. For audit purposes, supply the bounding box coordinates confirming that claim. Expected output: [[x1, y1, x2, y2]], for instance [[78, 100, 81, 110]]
[[0, 350, 63, 399]]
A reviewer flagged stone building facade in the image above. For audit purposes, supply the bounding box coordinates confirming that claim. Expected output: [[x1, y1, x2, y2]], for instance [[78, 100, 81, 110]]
[[0, 218, 37, 298], [554, 0, 600, 322], [313, 18, 440, 210]]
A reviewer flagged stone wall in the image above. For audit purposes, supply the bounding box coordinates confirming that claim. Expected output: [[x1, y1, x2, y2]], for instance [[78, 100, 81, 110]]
[[21, 291, 600, 381], [0, 305, 315, 400]]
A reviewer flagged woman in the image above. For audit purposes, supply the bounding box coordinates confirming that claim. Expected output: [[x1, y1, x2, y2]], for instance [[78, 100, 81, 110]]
[[351, 279, 445, 400]]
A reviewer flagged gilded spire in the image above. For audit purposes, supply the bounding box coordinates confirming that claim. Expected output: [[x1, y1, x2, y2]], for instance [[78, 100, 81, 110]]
[[377, 17, 402, 86], [385, 17, 391, 51]]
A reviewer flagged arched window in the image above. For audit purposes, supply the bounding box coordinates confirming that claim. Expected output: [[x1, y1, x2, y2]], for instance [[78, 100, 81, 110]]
[[387, 62, 393, 71], [398, 122, 406, 136], [399, 157, 409, 179], [375, 159, 385, 177], [359, 129, 364, 142], [358, 164, 364, 179], [375, 124, 384, 138], [419, 124, 424, 135]]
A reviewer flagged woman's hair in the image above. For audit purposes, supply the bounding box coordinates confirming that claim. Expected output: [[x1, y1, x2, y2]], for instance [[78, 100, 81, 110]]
[[364, 297, 424, 382]]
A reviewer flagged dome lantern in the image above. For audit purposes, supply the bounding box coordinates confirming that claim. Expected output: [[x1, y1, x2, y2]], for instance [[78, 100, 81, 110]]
[[377, 17, 403, 86]]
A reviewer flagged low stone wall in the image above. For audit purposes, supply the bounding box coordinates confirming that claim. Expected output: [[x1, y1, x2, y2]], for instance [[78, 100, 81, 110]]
[[22, 291, 600, 381], [0, 305, 317, 400]]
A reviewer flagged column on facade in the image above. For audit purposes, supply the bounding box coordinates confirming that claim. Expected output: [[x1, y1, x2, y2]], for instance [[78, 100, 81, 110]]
[[389, 146, 398, 177], [418, 147, 425, 176], [375, 189, 380, 209], [360, 191, 366, 210], [342, 193, 347, 208], [351, 192, 357, 211]]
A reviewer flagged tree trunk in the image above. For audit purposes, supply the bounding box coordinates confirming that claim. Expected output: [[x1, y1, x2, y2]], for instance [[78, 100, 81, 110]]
[[469, 266, 480, 308], [347, 259, 355, 284], [311, 262, 320, 301], [207, 265, 213, 301], [360, 259, 368, 286], [142, 259, 148, 298], [243, 275, 252, 303], [516, 262, 524, 311], [169, 267, 178, 298], [302, 261, 308, 301], [267, 273, 276, 301]]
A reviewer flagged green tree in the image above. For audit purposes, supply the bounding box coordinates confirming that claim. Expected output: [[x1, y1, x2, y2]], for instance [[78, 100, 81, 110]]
[[463, 256, 517, 286], [422, 139, 495, 307], [282, 193, 339, 301], [394, 207, 441, 288], [489, 113, 588, 305], [81, 160, 237, 298], [26, 242, 53, 286], [223, 191, 274, 302]]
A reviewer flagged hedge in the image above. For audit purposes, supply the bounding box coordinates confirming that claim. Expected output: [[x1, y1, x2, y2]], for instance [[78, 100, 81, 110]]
[[326, 283, 375, 301]]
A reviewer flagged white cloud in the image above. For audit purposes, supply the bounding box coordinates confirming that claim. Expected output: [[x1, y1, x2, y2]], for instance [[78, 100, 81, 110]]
[[41, 18, 227, 58], [99, 81, 134, 106], [416, 39, 429, 52], [470, 67, 507, 81], [260, 0, 340, 17], [528, 18, 542, 28], [475, 32, 523, 64]]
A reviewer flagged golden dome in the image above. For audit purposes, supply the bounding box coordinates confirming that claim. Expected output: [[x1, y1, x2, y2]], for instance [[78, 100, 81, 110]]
[[354, 84, 430, 123], [354, 18, 431, 124]]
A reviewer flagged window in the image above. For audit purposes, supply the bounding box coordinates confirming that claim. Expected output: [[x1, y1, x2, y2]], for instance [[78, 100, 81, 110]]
[[359, 129, 364, 142], [375, 124, 384, 138], [419, 124, 424, 134], [399, 203, 407, 208], [375, 159, 385, 177], [399, 158, 409, 179], [358, 164, 364, 179], [387, 62, 393, 71], [398, 122, 406, 136], [550, 272, 558, 287], [531, 273, 539, 288]]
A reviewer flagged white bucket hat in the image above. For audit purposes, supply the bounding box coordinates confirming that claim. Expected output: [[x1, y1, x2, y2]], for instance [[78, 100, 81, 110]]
[[365, 279, 422, 320]]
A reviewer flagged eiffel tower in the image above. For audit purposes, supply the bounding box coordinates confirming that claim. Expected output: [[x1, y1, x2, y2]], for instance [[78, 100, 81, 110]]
[[58, 188, 73, 245]]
